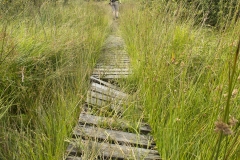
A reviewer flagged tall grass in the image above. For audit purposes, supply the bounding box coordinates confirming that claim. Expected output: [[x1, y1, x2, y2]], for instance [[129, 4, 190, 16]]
[[120, 0, 240, 159], [0, 1, 109, 159]]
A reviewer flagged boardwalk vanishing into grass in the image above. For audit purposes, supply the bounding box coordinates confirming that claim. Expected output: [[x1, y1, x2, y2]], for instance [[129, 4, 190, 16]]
[[64, 20, 161, 160]]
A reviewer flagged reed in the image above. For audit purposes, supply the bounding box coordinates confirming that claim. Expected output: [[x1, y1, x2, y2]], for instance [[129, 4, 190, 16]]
[[120, 0, 240, 159], [0, 1, 109, 159]]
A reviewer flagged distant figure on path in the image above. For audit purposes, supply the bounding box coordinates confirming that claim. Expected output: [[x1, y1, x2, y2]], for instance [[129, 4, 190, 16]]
[[110, 0, 121, 19]]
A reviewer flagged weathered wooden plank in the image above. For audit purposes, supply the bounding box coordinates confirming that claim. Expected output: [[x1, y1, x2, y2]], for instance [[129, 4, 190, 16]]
[[73, 125, 154, 147], [90, 76, 120, 90], [91, 82, 128, 99], [93, 71, 131, 74], [100, 55, 129, 58], [98, 60, 129, 62], [92, 71, 131, 75], [96, 62, 130, 65], [78, 113, 152, 134], [86, 96, 123, 112], [96, 61, 130, 63], [101, 56, 129, 59], [93, 68, 130, 71], [102, 57, 129, 59], [66, 156, 82, 160], [95, 65, 130, 69], [67, 141, 161, 159], [96, 63, 130, 66], [88, 91, 113, 102], [88, 91, 127, 103], [92, 74, 130, 79], [104, 52, 128, 55], [86, 96, 108, 107], [100, 59, 130, 62]]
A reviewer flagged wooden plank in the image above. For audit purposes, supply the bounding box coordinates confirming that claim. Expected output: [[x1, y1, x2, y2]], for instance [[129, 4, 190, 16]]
[[102, 56, 129, 59], [78, 113, 152, 134], [67, 141, 160, 160], [86, 96, 108, 107], [92, 74, 130, 79], [93, 68, 130, 71], [100, 59, 130, 62], [96, 63, 130, 66], [88, 91, 113, 102], [93, 71, 131, 74], [100, 55, 129, 58], [92, 71, 130, 77], [90, 76, 120, 90], [95, 66, 130, 69], [98, 58, 130, 62], [73, 125, 154, 147], [101, 53, 128, 56], [95, 63, 130, 67], [86, 96, 123, 112], [91, 82, 128, 99], [66, 156, 82, 160], [93, 69, 131, 72], [88, 91, 126, 102]]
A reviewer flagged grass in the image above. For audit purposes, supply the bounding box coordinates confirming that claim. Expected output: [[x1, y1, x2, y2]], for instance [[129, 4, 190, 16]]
[[1, 0, 240, 159], [0, 0, 109, 159], [120, 0, 240, 159]]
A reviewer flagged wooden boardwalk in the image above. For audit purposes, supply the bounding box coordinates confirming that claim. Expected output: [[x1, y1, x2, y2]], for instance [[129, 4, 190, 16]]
[[64, 26, 160, 160]]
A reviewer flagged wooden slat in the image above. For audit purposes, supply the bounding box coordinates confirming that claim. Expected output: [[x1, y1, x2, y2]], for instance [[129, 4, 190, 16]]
[[86, 97, 123, 113], [66, 156, 82, 160], [93, 70, 130, 75], [78, 113, 151, 134], [92, 74, 129, 79], [73, 125, 154, 147], [88, 91, 113, 102], [95, 64, 130, 67], [95, 65, 130, 69], [90, 76, 120, 90], [93, 68, 130, 71], [67, 141, 161, 159], [88, 91, 126, 103], [86, 96, 108, 106], [100, 59, 129, 61], [102, 56, 129, 58], [91, 82, 128, 99], [96, 63, 130, 66]]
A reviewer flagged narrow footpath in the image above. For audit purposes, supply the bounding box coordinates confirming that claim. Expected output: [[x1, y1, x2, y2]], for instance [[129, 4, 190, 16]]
[[64, 20, 161, 160]]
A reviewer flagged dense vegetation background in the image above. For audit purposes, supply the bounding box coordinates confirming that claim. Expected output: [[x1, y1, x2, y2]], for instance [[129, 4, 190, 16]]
[[120, 0, 240, 159], [0, 0, 240, 159], [0, 0, 109, 159]]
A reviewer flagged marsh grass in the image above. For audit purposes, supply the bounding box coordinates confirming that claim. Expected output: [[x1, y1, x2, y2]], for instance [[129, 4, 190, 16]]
[[0, 1, 109, 159], [1, 0, 240, 159], [120, 0, 240, 159]]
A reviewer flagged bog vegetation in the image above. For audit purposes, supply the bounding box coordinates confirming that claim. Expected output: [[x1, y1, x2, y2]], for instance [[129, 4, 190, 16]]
[[0, 0, 109, 159], [0, 0, 240, 160]]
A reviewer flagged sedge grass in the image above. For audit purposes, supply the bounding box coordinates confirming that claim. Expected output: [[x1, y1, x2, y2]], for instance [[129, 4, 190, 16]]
[[120, 0, 240, 159], [0, 1, 109, 159]]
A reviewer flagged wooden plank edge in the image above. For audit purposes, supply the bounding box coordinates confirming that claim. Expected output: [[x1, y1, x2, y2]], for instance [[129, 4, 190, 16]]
[[73, 125, 155, 148], [78, 113, 152, 134], [66, 140, 161, 160]]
